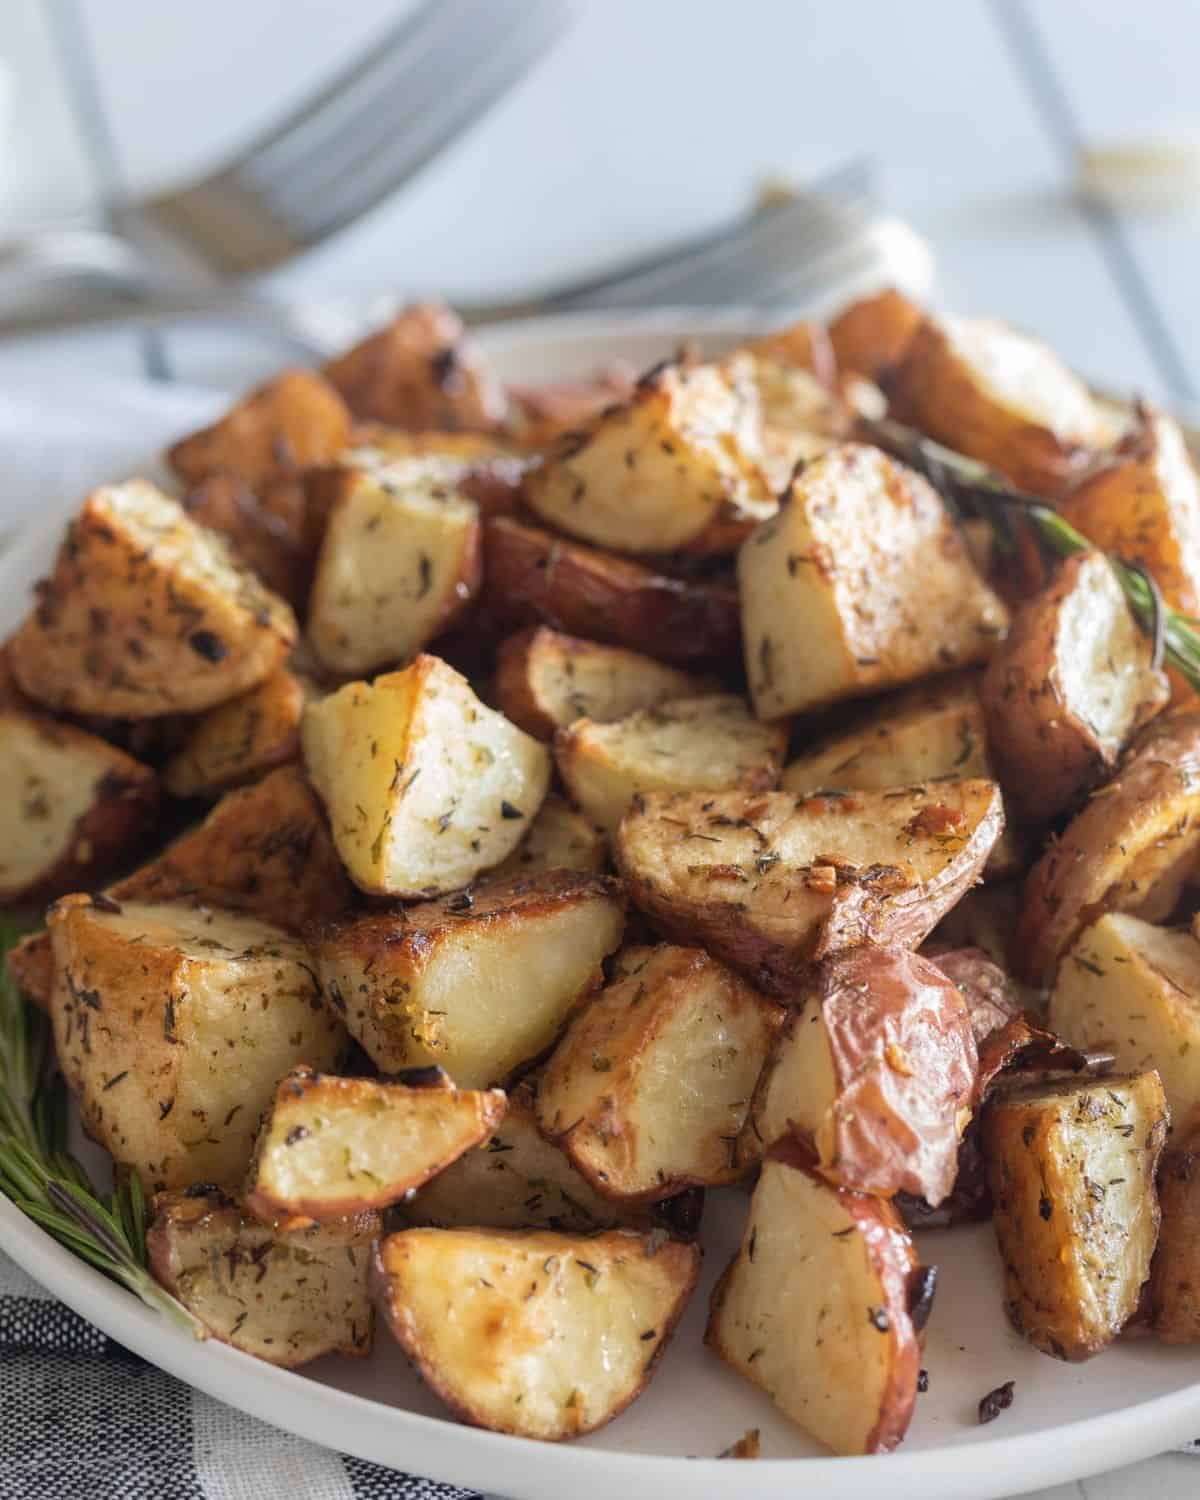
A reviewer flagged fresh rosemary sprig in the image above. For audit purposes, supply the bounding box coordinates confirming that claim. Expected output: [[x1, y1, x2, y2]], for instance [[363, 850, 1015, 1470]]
[[0, 919, 201, 1335], [863, 416, 1200, 692]]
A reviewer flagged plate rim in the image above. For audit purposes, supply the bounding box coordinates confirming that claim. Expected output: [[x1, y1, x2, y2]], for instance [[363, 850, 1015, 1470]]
[[2, 308, 1200, 1500]]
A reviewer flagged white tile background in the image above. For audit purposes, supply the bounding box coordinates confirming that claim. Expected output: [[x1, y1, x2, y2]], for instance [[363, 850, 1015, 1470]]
[[1, 1, 1200, 1495]]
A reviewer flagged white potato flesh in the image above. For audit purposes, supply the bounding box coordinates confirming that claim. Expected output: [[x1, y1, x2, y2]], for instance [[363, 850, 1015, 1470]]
[[556, 695, 786, 837], [308, 469, 479, 675], [302, 655, 550, 897], [538, 945, 783, 1197], [523, 362, 772, 554], [1051, 913, 1200, 1134], [705, 1149, 922, 1455], [738, 445, 1007, 719], [488, 794, 607, 878], [374, 1227, 699, 1438], [48, 899, 346, 1190]]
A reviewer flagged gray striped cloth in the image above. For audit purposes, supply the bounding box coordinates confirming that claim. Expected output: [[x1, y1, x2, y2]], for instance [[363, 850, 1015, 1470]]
[[0, 1252, 482, 1500]]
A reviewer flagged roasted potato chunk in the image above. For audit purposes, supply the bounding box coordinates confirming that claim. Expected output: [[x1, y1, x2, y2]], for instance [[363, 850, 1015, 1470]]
[[322, 303, 506, 432], [537, 945, 784, 1199], [488, 794, 607, 878], [7, 762, 352, 1012], [927, 880, 1022, 970], [47, 898, 346, 1190], [888, 315, 1113, 497], [245, 1066, 506, 1222], [10, 481, 297, 718], [828, 287, 923, 383], [483, 517, 741, 667], [162, 668, 307, 800], [0, 709, 157, 904], [302, 655, 551, 897], [373, 1226, 699, 1439], [506, 367, 637, 449], [493, 626, 713, 741], [1014, 712, 1200, 985], [556, 695, 786, 838], [334, 427, 526, 517], [523, 361, 772, 555], [725, 349, 850, 495], [617, 780, 1004, 995], [738, 444, 1007, 719], [983, 1071, 1167, 1360], [706, 1139, 929, 1455], [782, 674, 1022, 878], [1148, 1123, 1200, 1342], [316, 872, 624, 1086], [1060, 407, 1200, 648], [740, 945, 976, 1202], [981, 551, 1168, 823], [1050, 913, 1200, 1134], [148, 1190, 376, 1366], [307, 468, 481, 676], [168, 369, 352, 488], [404, 1081, 645, 1232]]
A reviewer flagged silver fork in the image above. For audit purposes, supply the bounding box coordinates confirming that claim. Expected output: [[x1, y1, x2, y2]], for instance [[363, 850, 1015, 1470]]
[[0, 0, 572, 305], [0, 161, 899, 350]]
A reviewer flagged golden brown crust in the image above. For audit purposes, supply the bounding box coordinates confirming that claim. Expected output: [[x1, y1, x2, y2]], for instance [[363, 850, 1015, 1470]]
[[180, 473, 314, 611], [168, 369, 352, 488], [981, 551, 1169, 823], [322, 304, 506, 432], [1013, 711, 1200, 985], [482, 517, 741, 667], [1149, 1125, 1200, 1343], [828, 288, 923, 384], [163, 669, 306, 800]]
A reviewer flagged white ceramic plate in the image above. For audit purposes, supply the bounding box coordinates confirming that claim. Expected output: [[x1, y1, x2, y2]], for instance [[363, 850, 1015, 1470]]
[[2, 312, 1200, 1500]]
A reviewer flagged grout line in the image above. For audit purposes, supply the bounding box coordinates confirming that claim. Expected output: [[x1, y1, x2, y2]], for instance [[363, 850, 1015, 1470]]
[[43, 0, 173, 383], [986, 0, 1197, 406]]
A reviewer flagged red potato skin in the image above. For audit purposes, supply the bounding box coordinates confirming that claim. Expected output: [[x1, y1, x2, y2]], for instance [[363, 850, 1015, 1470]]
[[814, 945, 978, 1205], [924, 946, 1022, 1049], [482, 517, 741, 668], [1150, 1125, 1200, 1343], [705, 1136, 928, 1456], [1012, 711, 1200, 986], [980, 552, 1169, 824], [828, 288, 924, 384]]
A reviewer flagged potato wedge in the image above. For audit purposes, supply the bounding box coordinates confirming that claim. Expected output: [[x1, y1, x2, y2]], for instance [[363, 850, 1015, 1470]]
[[1060, 407, 1200, 630], [483, 517, 741, 667], [181, 472, 314, 610], [1148, 1123, 1200, 1342], [981, 551, 1169, 823], [168, 369, 352, 487], [616, 780, 1004, 995], [982, 1070, 1167, 1359], [925, 946, 1022, 1047], [556, 695, 786, 838], [148, 1190, 376, 1366], [488, 794, 607, 878], [9, 763, 354, 1011], [1013, 711, 1200, 985], [828, 287, 924, 383], [781, 674, 1022, 878], [47, 897, 346, 1190], [162, 668, 307, 799], [493, 626, 713, 741], [537, 945, 784, 1199], [739, 945, 976, 1202], [738, 444, 1007, 719], [316, 872, 624, 1086], [307, 468, 481, 676], [523, 361, 772, 555], [1049, 913, 1200, 1134], [302, 655, 551, 897], [245, 1066, 506, 1222], [727, 349, 851, 494], [322, 303, 506, 432], [334, 427, 526, 517], [404, 1080, 643, 1232], [10, 480, 297, 718], [373, 1226, 699, 1439], [888, 315, 1113, 497], [0, 708, 157, 904], [706, 1138, 928, 1455]]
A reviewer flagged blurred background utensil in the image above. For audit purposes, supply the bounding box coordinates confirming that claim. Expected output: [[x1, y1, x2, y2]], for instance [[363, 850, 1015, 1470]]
[[0, 0, 574, 318]]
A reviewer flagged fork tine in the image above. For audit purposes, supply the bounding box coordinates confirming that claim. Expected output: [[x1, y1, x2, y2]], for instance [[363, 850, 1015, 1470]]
[[240, 0, 570, 233]]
